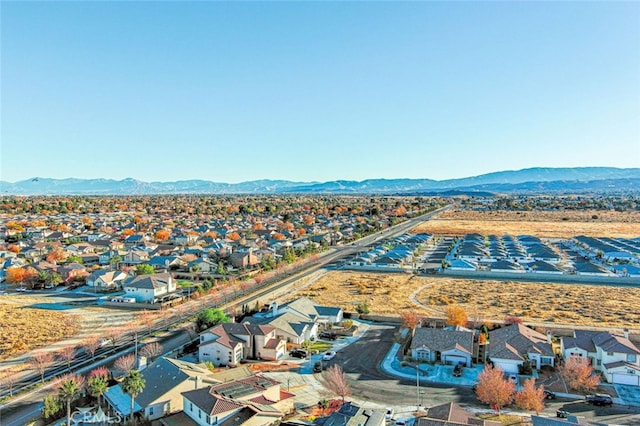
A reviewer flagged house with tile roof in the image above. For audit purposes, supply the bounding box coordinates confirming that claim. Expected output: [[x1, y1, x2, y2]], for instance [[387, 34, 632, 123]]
[[410, 327, 474, 367], [488, 324, 555, 374], [562, 329, 640, 386], [179, 374, 292, 426], [104, 357, 216, 421], [199, 323, 286, 367], [415, 402, 501, 426]]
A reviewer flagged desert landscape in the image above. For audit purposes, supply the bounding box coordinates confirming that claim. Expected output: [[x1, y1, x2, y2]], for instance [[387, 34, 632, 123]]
[[414, 209, 640, 238], [293, 271, 640, 329]]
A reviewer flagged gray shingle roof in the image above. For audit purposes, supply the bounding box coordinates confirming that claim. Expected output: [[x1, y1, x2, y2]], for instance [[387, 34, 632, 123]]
[[489, 324, 554, 361], [410, 328, 474, 355]]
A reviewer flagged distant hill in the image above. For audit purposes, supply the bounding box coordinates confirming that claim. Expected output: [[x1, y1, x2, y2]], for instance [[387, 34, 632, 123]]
[[1, 167, 638, 195]]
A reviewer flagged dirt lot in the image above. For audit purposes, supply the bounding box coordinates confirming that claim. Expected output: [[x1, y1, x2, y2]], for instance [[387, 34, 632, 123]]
[[0, 295, 80, 358], [413, 210, 640, 238], [0, 294, 138, 361], [293, 271, 640, 329]]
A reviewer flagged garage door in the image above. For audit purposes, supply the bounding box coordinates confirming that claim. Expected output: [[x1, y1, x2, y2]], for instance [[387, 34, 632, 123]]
[[443, 355, 466, 366], [612, 373, 639, 386]]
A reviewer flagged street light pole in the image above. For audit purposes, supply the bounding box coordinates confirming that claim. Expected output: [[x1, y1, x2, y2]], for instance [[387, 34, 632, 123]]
[[416, 365, 420, 411]]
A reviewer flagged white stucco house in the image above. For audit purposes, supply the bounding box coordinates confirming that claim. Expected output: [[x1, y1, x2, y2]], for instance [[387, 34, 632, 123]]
[[562, 329, 640, 386], [199, 323, 286, 367], [122, 272, 176, 303]]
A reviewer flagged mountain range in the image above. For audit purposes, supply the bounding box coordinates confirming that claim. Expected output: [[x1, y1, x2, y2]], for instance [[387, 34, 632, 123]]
[[1, 167, 639, 195]]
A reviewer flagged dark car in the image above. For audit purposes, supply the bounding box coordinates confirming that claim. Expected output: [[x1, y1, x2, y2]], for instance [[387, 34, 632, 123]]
[[319, 331, 337, 340], [544, 390, 556, 400], [471, 384, 478, 394], [289, 349, 308, 359], [556, 409, 570, 418], [586, 394, 613, 406], [313, 362, 323, 373], [453, 364, 463, 377]]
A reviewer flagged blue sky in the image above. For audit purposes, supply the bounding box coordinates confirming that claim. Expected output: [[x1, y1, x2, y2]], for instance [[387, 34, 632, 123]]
[[2, 1, 639, 183]]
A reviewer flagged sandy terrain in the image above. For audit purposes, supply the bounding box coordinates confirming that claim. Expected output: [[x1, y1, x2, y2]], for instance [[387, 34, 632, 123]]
[[414, 210, 640, 238], [292, 271, 640, 329]]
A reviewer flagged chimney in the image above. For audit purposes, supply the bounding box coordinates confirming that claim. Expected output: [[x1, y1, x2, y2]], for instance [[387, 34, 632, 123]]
[[195, 376, 201, 389], [546, 331, 552, 344], [624, 328, 629, 339], [137, 355, 147, 371], [270, 301, 278, 317]]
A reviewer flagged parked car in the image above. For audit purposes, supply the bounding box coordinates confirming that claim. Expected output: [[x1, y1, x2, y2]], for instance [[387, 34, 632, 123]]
[[556, 409, 570, 418], [313, 362, 323, 373], [319, 331, 337, 340], [385, 408, 395, 421], [289, 349, 308, 359], [323, 351, 337, 361], [544, 390, 556, 400], [508, 374, 518, 383], [453, 364, 463, 377], [471, 384, 478, 394], [586, 394, 613, 406]]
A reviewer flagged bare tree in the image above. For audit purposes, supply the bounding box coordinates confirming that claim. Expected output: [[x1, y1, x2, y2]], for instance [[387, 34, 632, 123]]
[[31, 351, 55, 384], [138, 310, 157, 332], [0, 368, 18, 396], [113, 353, 136, 377], [103, 327, 124, 346], [57, 345, 77, 372], [513, 377, 545, 414], [559, 357, 600, 392], [324, 364, 351, 402], [82, 336, 101, 361], [475, 365, 515, 414], [139, 342, 163, 360]]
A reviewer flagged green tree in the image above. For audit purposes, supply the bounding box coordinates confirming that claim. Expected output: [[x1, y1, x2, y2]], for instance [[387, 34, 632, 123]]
[[67, 255, 84, 264], [109, 255, 123, 270], [43, 393, 62, 421], [122, 370, 146, 424], [87, 367, 109, 407], [136, 264, 155, 275], [57, 373, 85, 426], [216, 262, 227, 275], [197, 308, 230, 331]]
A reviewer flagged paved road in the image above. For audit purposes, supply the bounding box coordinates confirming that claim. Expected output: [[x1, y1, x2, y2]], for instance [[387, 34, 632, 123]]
[[335, 323, 640, 424]]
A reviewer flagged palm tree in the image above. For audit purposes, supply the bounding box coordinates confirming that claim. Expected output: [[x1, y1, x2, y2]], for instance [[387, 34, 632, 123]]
[[57, 374, 85, 426], [122, 370, 145, 424], [87, 367, 109, 408]]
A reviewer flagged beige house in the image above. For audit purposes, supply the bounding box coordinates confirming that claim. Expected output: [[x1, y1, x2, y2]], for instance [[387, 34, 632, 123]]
[[104, 357, 216, 421]]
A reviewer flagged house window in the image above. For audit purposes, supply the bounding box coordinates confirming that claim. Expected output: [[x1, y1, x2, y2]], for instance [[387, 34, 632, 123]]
[[149, 407, 154, 416], [628, 354, 637, 363], [199, 410, 202, 419], [607, 352, 614, 356], [190, 403, 193, 412]]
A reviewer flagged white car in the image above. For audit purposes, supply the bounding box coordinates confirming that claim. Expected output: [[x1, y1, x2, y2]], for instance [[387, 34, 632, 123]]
[[385, 408, 395, 421], [322, 351, 336, 361]]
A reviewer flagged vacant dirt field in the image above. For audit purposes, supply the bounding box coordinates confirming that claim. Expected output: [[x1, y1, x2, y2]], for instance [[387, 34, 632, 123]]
[[0, 295, 138, 361], [414, 210, 640, 238], [0, 296, 80, 359], [292, 271, 640, 329]]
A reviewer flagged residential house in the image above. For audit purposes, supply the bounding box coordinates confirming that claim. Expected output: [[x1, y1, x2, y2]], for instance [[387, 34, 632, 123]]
[[86, 270, 129, 290], [57, 263, 89, 284], [488, 324, 555, 374], [410, 327, 474, 367], [562, 329, 640, 386], [313, 401, 385, 426], [122, 272, 177, 303], [122, 250, 150, 266], [279, 297, 344, 324], [180, 374, 292, 426], [229, 251, 260, 269], [104, 357, 215, 421], [242, 302, 320, 345], [415, 402, 501, 426], [199, 323, 286, 367]]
